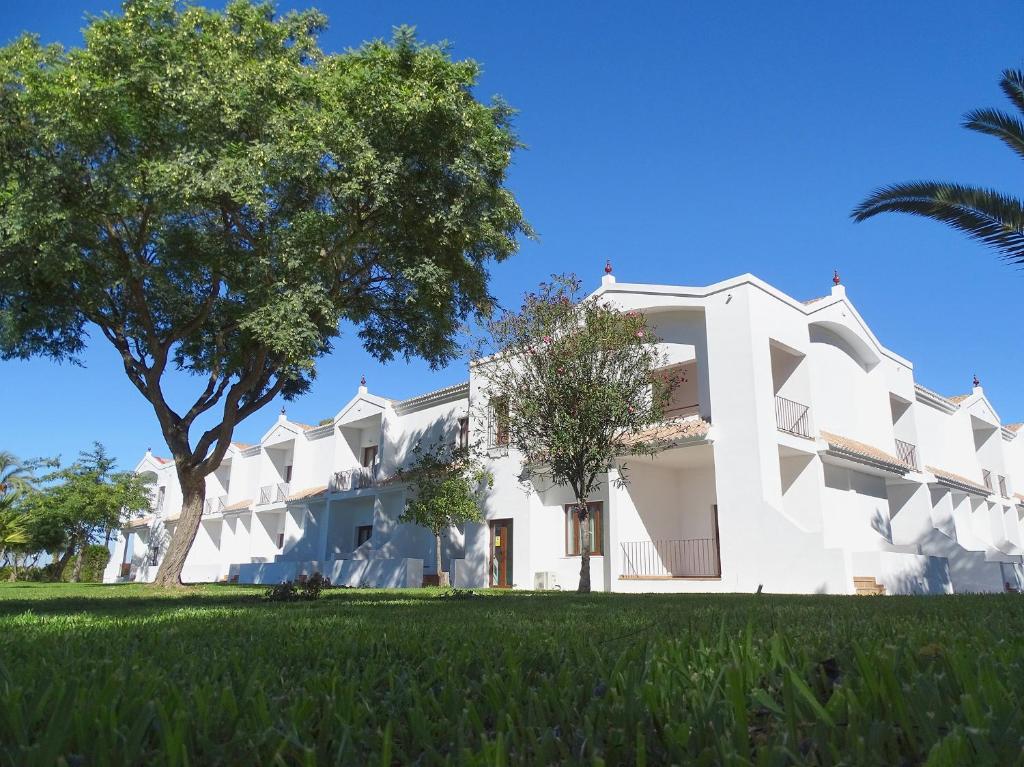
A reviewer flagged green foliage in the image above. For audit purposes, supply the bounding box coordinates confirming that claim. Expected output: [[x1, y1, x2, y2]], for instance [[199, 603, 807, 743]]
[[0, 0, 528, 583], [474, 275, 677, 590], [13, 444, 151, 578], [397, 439, 492, 537], [63, 544, 111, 583], [264, 572, 330, 602], [853, 69, 1024, 265], [1, 585, 1024, 764]]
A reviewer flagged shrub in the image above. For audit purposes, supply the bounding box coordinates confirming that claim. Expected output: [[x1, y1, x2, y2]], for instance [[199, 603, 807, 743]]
[[264, 573, 331, 602]]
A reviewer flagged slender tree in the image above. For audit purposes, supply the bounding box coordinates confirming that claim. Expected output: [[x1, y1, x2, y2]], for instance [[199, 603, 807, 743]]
[[0, 451, 47, 576], [0, 1, 529, 585], [853, 69, 1024, 266], [473, 276, 677, 592], [396, 438, 492, 587]]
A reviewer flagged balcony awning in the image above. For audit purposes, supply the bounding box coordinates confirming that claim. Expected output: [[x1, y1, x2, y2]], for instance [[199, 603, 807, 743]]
[[819, 431, 912, 476], [223, 498, 254, 513], [620, 416, 711, 449], [288, 485, 328, 502], [124, 515, 152, 529], [926, 466, 991, 497]]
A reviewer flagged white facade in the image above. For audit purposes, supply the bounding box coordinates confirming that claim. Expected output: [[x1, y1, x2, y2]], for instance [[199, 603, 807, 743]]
[[105, 272, 1024, 594]]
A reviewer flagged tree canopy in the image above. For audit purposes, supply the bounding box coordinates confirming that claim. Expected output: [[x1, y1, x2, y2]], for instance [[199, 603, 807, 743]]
[[0, 0, 529, 584], [473, 275, 677, 592]]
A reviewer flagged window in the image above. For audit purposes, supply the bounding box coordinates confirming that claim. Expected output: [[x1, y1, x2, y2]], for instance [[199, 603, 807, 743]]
[[284, 465, 293, 483], [276, 532, 285, 549], [457, 417, 470, 450], [356, 525, 373, 546], [148, 545, 159, 566], [564, 502, 604, 556], [488, 398, 510, 448], [362, 445, 378, 468]]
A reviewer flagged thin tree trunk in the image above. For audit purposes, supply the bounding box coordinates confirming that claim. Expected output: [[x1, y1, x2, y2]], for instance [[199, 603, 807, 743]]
[[577, 502, 591, 593], [52, 544, 75, 581], [70, 540, 85, 583], [7, 552, 16, 582], [436, 532, 449, 588], [152, 472, 206, 587]]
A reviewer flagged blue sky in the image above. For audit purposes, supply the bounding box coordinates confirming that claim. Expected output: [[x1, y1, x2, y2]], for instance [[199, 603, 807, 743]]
[[3, 1, 1022, 469]]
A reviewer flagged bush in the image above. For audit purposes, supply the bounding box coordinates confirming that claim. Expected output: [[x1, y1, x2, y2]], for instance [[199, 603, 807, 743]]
[[67, 545, 110, 583], [264, 572, 331, 602]]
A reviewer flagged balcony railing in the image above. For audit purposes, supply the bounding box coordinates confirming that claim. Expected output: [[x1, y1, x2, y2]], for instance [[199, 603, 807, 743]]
[[203, 495, 227, 516], [330, 466, 376, 492], [621, 538, 721, 579], [982, 470, 993, 492], [894, 439, 919, 471], [999, 475, 1008, 498], [775, 395, 811, 439], [258, 482, 290, 505]]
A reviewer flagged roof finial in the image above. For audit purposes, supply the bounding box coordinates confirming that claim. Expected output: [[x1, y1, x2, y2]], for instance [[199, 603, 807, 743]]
[[973, 374, 980, 388], [604, 259, 613, 275], [601, 259, 616, 287], [833, 269, 841, 286], [280, 405, 286, 415], [360, 374, 366, 387]]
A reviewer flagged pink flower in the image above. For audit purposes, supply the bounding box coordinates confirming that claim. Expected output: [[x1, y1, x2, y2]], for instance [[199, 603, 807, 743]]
[[543, 335, 552, 343], [635, 330, 644, 338]]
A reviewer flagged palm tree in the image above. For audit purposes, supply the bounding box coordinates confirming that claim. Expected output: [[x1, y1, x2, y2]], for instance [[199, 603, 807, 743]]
[[0, 452, 37, 569], [852, 69, 1024, 266]]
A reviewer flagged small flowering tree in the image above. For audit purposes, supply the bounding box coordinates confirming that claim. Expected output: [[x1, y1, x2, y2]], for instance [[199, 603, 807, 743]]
[[396, 439, 493, 587], [474, 275, 677, 592]]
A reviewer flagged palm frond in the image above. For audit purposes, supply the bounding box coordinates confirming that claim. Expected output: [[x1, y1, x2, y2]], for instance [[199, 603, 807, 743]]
[[1000, 68, 1024, 115], [963, 107, 1024, 162], [851, 182, 1024, 265]]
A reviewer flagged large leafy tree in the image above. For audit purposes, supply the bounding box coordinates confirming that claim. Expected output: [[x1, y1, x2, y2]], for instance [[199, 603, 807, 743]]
[[852, 69, 1024, 266], [0, 1, 529, 585], [396, 438, 492, 587], [474, 276, 676, 593]]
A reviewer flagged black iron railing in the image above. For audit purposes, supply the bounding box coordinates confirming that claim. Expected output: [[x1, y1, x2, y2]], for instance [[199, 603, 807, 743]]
[[775, 396, 811, 438], [620, 538, 721, 578]]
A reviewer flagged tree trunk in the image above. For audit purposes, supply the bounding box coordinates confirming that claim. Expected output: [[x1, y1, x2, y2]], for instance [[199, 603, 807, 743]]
[[70, 541, 85, 583], [7, 553, 16, 582], [435, 532, 449, 588], [577, 503, 591, 593], [52, 544, 75, 581], [152, 472, 206, 587]]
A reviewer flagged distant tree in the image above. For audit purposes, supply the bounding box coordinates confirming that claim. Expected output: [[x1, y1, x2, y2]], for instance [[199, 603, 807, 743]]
[[0, 451, 49, 577], [853, 69, 1024, 266], [397, 439, 492, 587], [473, 275, 677, 593], [0, 1, 529, 585], [20, 444, 151, 582]]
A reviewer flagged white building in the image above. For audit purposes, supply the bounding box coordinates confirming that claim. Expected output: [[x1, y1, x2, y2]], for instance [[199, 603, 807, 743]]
[[105, 271, 1024, 594]]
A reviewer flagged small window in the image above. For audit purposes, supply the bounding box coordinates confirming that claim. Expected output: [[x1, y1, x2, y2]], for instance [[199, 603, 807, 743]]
[[284, 465, 293, 483], [356, 525, 373, 546], [564, 502, 604, 556], [276, 532, 285, 549], [362, 445, 378, 468], [457, 417, 470, 450], [488, 398, 510, 448], [148, 545, 159, 566]]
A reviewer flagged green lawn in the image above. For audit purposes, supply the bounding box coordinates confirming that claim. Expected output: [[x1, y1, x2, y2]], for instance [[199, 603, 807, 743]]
[[1, 584, 1022, 765]]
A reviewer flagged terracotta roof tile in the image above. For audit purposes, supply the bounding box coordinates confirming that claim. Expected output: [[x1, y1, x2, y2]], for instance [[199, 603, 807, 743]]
[[926, 466, 991, 496], [290, 422, 316, 431], [1006, 423, 1023, 433], [153, 456, 170, 464], [948, 394, 971, 404], [622, 416, 711, 447], [803, 296, 828, 306], [124, 515, 152, 529], [223, 498, 253, 512], [820, 431, 911, 471], [287, 485, 328, 501], [231, 441, 253, 449]]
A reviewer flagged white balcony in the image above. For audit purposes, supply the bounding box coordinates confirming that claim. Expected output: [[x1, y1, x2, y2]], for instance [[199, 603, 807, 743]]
[[330, 467, 376, 492], [258, 482, 290, 505], [203, 495, 227, 516]]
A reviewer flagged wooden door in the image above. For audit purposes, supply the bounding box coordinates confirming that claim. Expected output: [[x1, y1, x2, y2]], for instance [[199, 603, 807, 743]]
[[489, 519, 513, 588]]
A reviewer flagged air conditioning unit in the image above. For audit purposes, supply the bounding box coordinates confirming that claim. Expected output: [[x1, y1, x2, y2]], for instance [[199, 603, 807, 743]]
[[534, 571, 559, 590]]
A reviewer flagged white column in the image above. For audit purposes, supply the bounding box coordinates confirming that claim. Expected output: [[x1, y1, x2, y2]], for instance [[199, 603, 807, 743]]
[[605, 466, 623, 592]]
